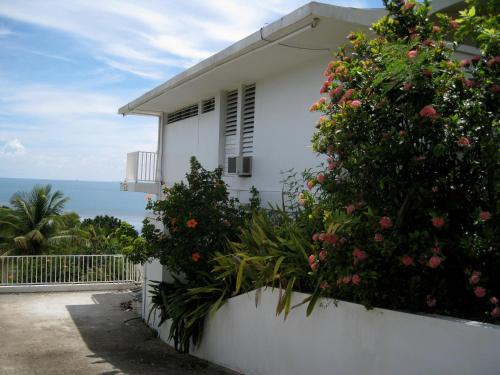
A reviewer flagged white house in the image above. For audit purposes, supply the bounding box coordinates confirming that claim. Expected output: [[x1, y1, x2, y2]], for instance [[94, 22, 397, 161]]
[[118, 2, 498, 375], [119, 0, 474, 204]]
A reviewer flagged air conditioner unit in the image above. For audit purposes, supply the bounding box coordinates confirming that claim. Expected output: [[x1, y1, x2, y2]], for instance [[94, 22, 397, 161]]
[[237, 156, 252, 177]]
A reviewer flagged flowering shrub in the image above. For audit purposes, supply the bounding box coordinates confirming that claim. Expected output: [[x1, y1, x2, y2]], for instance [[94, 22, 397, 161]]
[[306, 0, 499, 321], [140, 157, 248, 281]]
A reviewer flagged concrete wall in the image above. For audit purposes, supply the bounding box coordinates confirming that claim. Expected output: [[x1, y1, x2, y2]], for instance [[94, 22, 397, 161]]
[[160, 56, 329, 204]]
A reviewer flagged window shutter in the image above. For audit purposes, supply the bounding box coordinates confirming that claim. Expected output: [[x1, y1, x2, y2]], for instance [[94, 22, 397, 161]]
[[224, 90, 238, 172], [241, 84, 255, 156]]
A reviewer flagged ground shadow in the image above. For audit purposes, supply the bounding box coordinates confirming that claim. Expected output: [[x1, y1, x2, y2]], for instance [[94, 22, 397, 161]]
[[66, 291, 237, 375]]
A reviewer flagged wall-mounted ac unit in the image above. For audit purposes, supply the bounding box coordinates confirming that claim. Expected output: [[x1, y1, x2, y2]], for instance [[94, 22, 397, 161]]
[[227, 156, 252, 176], [237, 155, 252, 177]]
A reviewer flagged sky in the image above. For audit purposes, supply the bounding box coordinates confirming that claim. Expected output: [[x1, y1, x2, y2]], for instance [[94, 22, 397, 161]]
[[0, 0, 382, 181]]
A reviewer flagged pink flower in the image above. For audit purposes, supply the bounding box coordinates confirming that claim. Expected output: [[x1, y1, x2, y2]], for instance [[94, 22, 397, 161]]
[[318, 233, 326, 242], [330, 85, 343, 97], [432, 25, 441, 33], [352, 248, 367, 261], [374, 233, 384, 242], [352, 274, 361, 285], [432, 186, 439, 193], [349, 100, 362, 108], [491, 307, 500, 318], [479, 211, 492, 221], [317, 173, 325, 184], [459, 59, 470, 68], [419, 105, 439, 119], [308, 254, 316, 264], [323, 233, 337, 245], [490, 296, 499, 305], [318, 97, 326, 105], [307, 180, 315, 190], [401, 255, 414, 266], [319, 250, 328, 261], [338, 89, 354, 104], [403, 2, 414, 11], [144, 194, 153, 201], [469, 271, 481, 285], [474, 287, 486, 298], [310, 262, 317, 271], [432, 216, 445, 229], [320, 281, 329, 290], [309, 103, 318, 112], [464, 79, 476, 88], [457, 137, 470, 147], [399, 130, 407, 137], [312, 233, 320, 242], [407, 50, 418, 59], [428, 256, 442, 269], [426, 295, 437, 308], [346, 204, 355, 215], [342, 275, 351, 284], [450, 19, 459, 29], [487, 56, 500, 67], [379, 216, 393, 230], [471, 55, 481, 63], [320, 81, 330, 94]]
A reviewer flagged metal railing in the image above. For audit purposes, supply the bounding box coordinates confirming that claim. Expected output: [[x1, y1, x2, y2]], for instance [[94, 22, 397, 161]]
[[0, 255, 141, 285], [126, 151, 158, 183]]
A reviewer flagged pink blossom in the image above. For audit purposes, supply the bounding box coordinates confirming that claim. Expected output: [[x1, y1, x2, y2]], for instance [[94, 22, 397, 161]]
[[379, 216, 393, 230], [419, 105, 439, 119], [342, 275, 351, 284], [490, 296, 499, 305], [457, 137, 470, 147], [491, 307, 500, 318], [352, 274, 361, 285], [459, 59, 470, 68], [432, 216, 445, 229], [450, 19, 459, 29], [309, 103, 318, 112], [349, 100, 362, 108], [403, 2, 414, 11], [374, 233, 384, 242], [308, 254, 316, 265], [432, 25, 441, 33], [471, 55, 481, 63], [324, 233, 337, 245], [312, 233, 320, 242], [319, 250, 328, 261], [479, 211, 492, 221], [318, 97, 326, 105], [320, 81, 330, 94], [317, 173, 325, 184], [474, 286, 486, 298], [487, 56, 500, 67], [318, 232, 326, 242], [346, 204, 356, 215], [426, 295, 437, 308], [307, 180, 315, 190], [407, 50, 418, 59], [432, 186, 439, 193], [399, 130, 407, 137], [464, 79, 476, 88], [320, 281, 329, 290], [469, 271, 481, 285], [352, 248, 367, 261], [401, 255, 414, 266], [144, 194, 153, 201], [310, 262, 317, 271], [338, 89, 354, 104], [428, 256, 442, 269], [330, 85, 343, 97]]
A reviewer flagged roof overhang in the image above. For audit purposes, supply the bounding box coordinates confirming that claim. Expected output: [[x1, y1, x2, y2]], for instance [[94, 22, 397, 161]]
[[118, 0, 465, 117]]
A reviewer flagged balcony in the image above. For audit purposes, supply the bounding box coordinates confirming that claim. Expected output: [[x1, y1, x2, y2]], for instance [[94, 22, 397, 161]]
[[120, 151, 161, 194]]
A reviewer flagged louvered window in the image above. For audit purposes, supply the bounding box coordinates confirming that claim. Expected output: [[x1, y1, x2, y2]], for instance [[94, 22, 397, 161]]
[[166, 104, 199, 124], [224, 90, 238, 173], [202, 98, 215, 113], [241, 84, 255, 156]]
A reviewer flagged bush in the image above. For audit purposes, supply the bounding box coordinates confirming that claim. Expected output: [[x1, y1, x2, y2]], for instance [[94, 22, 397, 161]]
[[306, 0, 499, 321]]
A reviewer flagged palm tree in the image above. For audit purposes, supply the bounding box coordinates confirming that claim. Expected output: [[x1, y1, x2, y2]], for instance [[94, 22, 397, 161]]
[[0, 185, 73, 255]]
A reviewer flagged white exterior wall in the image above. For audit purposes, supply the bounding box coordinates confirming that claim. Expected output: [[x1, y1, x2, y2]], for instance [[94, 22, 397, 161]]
[[160, 56, 330, 203], [149, 286, 500, 375]]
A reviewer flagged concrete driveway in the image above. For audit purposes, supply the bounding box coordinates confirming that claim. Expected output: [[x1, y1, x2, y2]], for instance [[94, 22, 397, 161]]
[[0, 291, 238, 375]]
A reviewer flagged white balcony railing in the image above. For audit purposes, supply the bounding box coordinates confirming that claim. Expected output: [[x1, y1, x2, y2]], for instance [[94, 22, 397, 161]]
[[0, 255, 141, 285], [126, 151, 158, 183]]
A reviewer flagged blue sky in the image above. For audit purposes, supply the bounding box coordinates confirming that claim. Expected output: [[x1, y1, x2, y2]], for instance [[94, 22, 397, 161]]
[[0, 0, 382, 181]]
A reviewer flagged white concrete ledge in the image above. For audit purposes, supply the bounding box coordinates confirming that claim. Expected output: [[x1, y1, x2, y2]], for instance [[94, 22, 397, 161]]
[[0, 282, 138, 294]]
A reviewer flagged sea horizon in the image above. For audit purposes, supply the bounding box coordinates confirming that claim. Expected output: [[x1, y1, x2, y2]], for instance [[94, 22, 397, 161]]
[[0, 177, 149, 231]]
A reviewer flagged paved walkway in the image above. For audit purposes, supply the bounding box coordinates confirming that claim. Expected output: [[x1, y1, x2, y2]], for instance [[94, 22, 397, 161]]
[[0, 291, 238, 375]]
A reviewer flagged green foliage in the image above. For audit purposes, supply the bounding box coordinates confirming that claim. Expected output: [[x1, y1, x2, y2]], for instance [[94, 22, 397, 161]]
[[0, 185, 77, 254], [307, 0, 499, 321]]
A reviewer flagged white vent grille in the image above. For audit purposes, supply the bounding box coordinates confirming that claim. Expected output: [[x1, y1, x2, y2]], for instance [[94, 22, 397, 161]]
[[241, 84, 255, 156], [224, 90, 238, 173], [166, 104, 199, 124], [202, 97, 215, 113]]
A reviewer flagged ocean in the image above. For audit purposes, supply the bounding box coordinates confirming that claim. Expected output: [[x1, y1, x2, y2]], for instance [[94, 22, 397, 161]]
[[0, 178, 149, 231]]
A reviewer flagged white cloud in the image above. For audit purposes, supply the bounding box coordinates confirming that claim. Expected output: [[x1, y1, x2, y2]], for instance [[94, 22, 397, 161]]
[[0, 138, 26, 156]]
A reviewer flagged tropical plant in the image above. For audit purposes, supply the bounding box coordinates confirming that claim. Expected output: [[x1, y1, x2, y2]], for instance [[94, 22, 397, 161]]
[[305, 0, 499, 321], [0, 185, 77, 254]]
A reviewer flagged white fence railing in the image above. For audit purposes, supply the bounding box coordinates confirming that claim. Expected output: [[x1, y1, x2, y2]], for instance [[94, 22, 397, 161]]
[[126, 151, 157, 183], [0, 255, 141, 285]]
